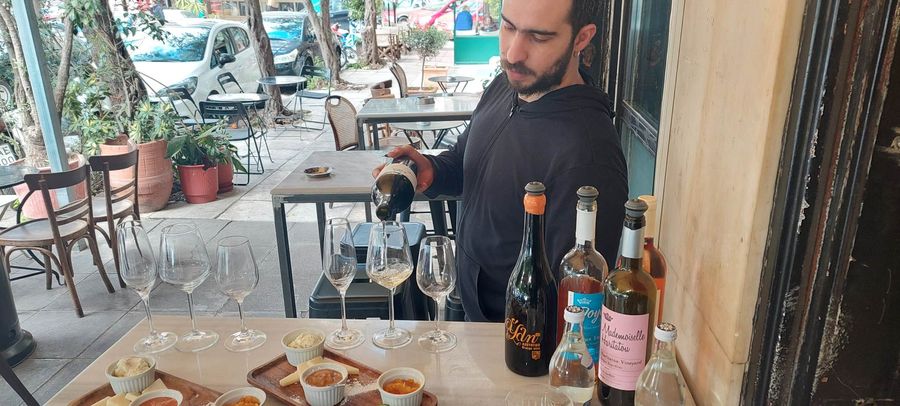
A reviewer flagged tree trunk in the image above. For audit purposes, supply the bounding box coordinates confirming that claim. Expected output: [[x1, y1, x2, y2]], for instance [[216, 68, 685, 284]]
[[362, 0, 380, 66], [82, 0, 147, 120], [300, 0, 342, 82], [53, 19, 74, 116], [245, 0, 283, 116]]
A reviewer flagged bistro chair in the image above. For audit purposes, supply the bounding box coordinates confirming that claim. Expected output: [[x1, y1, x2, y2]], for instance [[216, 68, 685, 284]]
[[199, 100, 266, 185], [324, 96, 421, 151], [295, 65, 333, 130], [162, 87, 219, 128], [389, 62, 435, 98], [216, 72, 245, 93], [0, 354, 38, 406], [0, 165, 115, 318], [88, 149, 140, 289]]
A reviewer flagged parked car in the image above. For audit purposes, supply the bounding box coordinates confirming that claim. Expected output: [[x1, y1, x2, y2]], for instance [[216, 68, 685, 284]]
[[127, 19, 262, 112], [262, 11, 320, 76], [161, 8, 197, 22]]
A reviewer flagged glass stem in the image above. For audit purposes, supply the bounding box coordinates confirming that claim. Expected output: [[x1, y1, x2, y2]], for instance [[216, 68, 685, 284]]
[[187, 292, 198, 332], [237, 300, 247, 333], [339, 290, 348, 331], [142, 295, 157, 335], [434, 295, 444, 332], [388, 287, 396, 330]]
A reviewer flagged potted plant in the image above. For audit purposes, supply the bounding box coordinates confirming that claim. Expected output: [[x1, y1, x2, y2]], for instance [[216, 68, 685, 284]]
[[99, 100, 180, 212], [405, 26, 450, 90], [167, 123, 227, 204], [215, 139, 246, 193]]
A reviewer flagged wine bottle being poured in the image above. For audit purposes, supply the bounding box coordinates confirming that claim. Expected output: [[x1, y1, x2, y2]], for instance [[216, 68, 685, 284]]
[[372, 157, 418, 221]]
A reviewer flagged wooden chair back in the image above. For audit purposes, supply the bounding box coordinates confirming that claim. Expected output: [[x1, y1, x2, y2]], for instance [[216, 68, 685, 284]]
[[325, 96, 360, 151], [389, 62, 410, 98], [23, 165, 94, 244], [88, 148, 140, 219]]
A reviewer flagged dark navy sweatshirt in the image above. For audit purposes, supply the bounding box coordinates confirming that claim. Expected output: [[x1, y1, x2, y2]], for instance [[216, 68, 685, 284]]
[[424, 72, 628, 322]]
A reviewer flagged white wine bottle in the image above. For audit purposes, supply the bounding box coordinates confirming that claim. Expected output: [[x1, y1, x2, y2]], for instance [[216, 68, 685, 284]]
[[372, 157, 417, 220]]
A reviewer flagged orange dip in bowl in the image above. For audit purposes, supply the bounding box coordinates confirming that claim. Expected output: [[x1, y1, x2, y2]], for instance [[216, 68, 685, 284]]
[[229, 395, 260, 406], [305, 369, 343, 387], [138, 397, 178, 406], [383, 378, 421, 395]]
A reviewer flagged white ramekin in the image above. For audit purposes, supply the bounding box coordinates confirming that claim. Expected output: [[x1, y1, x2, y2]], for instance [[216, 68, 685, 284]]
[[105, 356, 156, 395], [299, 362, 348, 406], [377, 367, 425, 406], [129, 388, 183, 406], [282, 328, 325, 366]]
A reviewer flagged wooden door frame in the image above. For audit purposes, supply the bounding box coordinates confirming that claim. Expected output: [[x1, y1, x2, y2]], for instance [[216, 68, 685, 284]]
[[743, 0, 900, 403]]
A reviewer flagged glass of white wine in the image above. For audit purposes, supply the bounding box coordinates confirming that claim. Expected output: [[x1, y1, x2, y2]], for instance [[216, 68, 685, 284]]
[[366, 221, 413, 349], [216, 236, 266, 352], [322, 218, 364, 350]]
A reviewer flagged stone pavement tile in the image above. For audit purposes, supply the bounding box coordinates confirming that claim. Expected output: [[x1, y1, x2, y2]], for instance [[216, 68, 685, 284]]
[[286, 202, 353, 223], [214, 221, 280, 249], [287, 221, 323, 245], [218, 200, 275, 223], [33, 358, 95, 404], [10, 272, 70, 312], [144, 196, 236, 219], [146, 219, 230, 243], [148, 278, 229, 314], [78, 311, 144, 359], [0, 358, 68, 406], [43, 274, 140, 312], [21, 311, 122, 359]]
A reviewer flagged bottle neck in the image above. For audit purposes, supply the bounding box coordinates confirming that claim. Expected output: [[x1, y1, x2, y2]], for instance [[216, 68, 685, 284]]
[[654, 339, 676, 360], [523, 211, 547, 258], [574, 206, 597, 249], [564, 321, 584, 339], [620, 223, 645, 262]]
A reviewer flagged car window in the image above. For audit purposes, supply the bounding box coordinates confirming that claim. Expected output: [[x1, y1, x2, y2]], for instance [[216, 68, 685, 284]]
[[263, 15, 304, 40], [228, 27, 250, 53], [211, 29, 233, 68], [128, 27, 210, 62]]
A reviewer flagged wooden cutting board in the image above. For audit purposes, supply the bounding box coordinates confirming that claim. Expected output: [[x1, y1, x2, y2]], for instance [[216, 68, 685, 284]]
[[68, 370, 221, 406], [247, 350, 438, 405]]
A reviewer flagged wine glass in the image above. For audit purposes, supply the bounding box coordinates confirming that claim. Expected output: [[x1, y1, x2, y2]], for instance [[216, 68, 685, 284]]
[[415, 236, 457, 353], [366, 221, 413, 349], [323, 218, 365, 350], [116, 220, 177, 354], [216, 236, 266, 352], [158, 223, 219, 352]]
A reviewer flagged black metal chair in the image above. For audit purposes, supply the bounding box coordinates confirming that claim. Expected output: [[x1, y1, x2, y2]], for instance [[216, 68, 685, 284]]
[[295, 65, 333, 130], [199, 101, 265, 185], [216, 72, 245, 93], [162, 87, 219, 128]]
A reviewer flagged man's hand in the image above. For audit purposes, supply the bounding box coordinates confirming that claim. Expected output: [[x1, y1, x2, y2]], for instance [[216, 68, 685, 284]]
[[371, 146, 435, 192]]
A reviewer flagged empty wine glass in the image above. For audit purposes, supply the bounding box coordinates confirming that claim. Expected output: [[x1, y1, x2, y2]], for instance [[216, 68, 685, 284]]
[[216, 236, 266, 352], [366, 221, 413, 349], [323, 218, 364, 350], [158, 223, 219, 352], [416, 236, 457, 353], [117, 220, 177, 354]]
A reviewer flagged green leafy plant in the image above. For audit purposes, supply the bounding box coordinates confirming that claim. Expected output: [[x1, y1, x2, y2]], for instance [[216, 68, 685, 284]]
[[167, 122, 246, 173], [63, 76, 119, 155], [343, 0, 382, 22], [405, 26, 448, 87], [129, 100, 181, 144]]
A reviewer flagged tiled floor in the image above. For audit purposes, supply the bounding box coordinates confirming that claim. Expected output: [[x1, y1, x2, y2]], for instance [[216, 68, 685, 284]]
[[1, 45, 488, 405]]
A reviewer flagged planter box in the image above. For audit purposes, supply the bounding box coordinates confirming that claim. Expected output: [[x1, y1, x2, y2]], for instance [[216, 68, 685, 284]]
[[100, 136, 173, 213], [178, 165, 218, 204], [217, 162, 233, 193], [423, 65, 450, 89]]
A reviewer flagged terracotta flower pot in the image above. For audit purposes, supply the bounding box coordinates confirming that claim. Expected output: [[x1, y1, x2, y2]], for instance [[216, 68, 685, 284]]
[[178, 165, 218, 204], [217, 161, 234, 193], [99, 136, 174, 213], [12, 154, 88, 219]]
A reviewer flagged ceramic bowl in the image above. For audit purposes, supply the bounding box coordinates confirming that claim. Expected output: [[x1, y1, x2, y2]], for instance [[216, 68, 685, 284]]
[[304, 166, 333, 178], [377, 367, 425, 406], [105, 356, 156, 395], [299, 362, 348, 406], [213, 387, 266, 406], [282, 328, 325, 366], [129, 388, 183, 406]]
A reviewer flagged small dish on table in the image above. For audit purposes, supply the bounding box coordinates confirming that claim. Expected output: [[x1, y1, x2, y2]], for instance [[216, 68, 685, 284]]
[[304, 167, 333, 178], [129, 388, 183, 406], [214, 387, 267, 406], [282, 328, 325, 366]]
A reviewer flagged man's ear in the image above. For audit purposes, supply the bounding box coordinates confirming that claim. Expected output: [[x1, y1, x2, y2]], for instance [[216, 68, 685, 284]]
[[574, 23, 597, 54]]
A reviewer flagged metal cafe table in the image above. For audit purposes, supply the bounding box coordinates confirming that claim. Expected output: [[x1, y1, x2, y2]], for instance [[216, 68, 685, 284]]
[[271, 150, 457, 318], [46, 315, 553, 405], [355, 94, 480, 150]]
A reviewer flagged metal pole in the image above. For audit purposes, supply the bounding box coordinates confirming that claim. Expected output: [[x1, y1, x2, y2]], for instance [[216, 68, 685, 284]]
[[10, 0, 72, 202]]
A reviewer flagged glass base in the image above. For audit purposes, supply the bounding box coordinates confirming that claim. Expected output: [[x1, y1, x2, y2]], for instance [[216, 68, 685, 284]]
[[372, 326, 411, 349], [224, 329, 266, 352], [175, 329, 219, 353], [417, 329, 457, 353], [133, 331, 177, 354], [504, 384, 573, 406], [326, 327, 365, 350]]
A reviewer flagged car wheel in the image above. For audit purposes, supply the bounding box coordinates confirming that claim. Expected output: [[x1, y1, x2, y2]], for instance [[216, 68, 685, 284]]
[[397, 15, 408, 24]]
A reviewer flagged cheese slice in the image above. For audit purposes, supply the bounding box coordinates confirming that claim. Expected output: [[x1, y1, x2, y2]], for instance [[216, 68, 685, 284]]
[[142, 378, 167, 394], [124, 392, 140, 402], [89, 396, 110, 406], [106, 393, 129, 406]]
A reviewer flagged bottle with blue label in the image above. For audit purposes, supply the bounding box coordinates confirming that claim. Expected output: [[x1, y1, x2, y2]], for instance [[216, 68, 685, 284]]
[[556, 186, 609, 371]]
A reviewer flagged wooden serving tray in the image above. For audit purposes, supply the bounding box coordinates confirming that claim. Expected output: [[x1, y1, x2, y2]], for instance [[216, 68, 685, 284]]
[[247, 350, 438, 405], [68, 370, 222, 406]]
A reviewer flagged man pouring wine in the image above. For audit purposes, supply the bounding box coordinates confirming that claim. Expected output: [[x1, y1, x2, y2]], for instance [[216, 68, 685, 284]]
[[372, 0, 628, 323]]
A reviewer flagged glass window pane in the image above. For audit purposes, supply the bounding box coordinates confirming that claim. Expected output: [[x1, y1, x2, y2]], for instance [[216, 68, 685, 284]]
[[622, 0, 671, 125], [620, 124, 655, 198]]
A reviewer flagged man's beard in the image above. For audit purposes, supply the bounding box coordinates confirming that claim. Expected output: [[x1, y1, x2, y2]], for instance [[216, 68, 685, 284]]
[[502, 41, 575, 97]]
